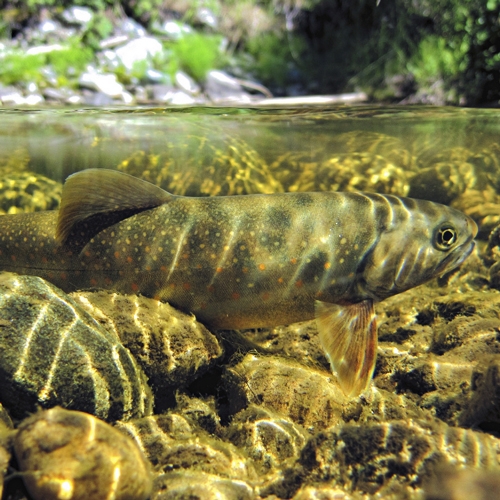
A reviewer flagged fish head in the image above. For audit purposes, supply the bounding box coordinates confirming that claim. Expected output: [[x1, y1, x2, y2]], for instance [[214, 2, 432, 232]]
[[360, 197, 478, 300]]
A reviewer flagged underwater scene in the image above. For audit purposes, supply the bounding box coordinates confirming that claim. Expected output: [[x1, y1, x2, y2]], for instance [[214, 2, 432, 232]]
[[1, 106, 500, 499]]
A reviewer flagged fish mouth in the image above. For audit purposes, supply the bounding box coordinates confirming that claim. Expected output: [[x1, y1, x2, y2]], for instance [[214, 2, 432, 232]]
[[436, 238, 476, 276]]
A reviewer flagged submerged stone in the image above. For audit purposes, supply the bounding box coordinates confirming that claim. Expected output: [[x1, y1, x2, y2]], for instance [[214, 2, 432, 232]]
[[223, 353, 346, 432], [152, 471, 254, 500], [299, 418, 500, 495], [423, 467, 500, 500], [14, 407, 152, 500], [118, 411, 255, 480], [71, 291, 223, 410], [0, 172, 61, 214], [0, 403, 12, 500], [0, 273, 152, 421], [224, 404, 309, 477], [459, 356, 500, 430]]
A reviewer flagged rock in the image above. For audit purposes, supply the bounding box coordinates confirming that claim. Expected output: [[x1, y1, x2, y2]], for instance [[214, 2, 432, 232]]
[[205, 70, 252, 103], [317, 153, 411, 196], [60, 6, 94, 27], [423, 467, 500, 500], [196, 7, 219, 29], [151, 86, 196, 104], [71, 291, 223, 411], [175, 394, 222, 435], [115, 413, 195, 465], [223, 354, 346, 432], [292, 485, 360, 500], [459, 356, 500, 430], [408, 160, 482, 205], [299, 418, 500, 495], [114, 37, 163, 72], [145, 68, 169, 83], [241, 320, 328, 369], [169, 90, 197, 105], [153, 20, 193, 39], [0, 86, 24, 105], [79, 71, 124, 97], [0, 171, 61, 214], [175, 70, 201, 95], [37, 19, 62, 35], [39, 66, 59, 86], [26, 44, 65, 56], [0, 403, 13, 500], [65, 93, 84, 105], [14, 407, 152, 500], [99, 35, 130, 50], [24, 93, 44, 105], [118, 413, 255, 480], [151, 83, 174, 100], [82, 90, 115, 106], [343, 387, 428, 424], [152, 472, 254, 500], [116, 18, 147, 38], [224, 405, 309, 477], [0, 274, 153, 421]]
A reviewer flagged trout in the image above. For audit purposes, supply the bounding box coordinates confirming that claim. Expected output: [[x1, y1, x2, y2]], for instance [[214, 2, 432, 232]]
[[0, 169, 477, 396]]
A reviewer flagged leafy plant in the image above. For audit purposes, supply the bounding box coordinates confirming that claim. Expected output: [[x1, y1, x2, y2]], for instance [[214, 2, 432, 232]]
[[170, 32, 223, 81], [408, 35, 468, 83], [0, 53, 45, 85]]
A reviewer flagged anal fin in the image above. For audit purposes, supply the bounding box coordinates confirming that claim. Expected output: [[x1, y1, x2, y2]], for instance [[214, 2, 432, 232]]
[[315, 299, 377, 398]]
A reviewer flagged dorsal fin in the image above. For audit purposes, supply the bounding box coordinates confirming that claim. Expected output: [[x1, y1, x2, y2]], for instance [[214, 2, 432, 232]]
[[56, 169, 173, 246]]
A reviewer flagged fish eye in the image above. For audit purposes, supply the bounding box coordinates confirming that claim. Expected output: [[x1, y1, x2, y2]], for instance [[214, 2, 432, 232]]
[[434, 224, 458, 250]]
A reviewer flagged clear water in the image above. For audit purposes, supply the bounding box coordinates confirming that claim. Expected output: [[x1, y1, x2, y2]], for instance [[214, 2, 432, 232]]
[[0, 105, 499, 191]]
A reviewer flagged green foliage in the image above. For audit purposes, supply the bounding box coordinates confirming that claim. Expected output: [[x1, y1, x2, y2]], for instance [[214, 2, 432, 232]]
[[48, 43, 94, 75], [0, 43, 93, 86], [0, 53, 45, 85], [170, 33, 223, 81], [246, 32, 303, 88], [408, 35, 468, 83], [80, 14, 113, 51]]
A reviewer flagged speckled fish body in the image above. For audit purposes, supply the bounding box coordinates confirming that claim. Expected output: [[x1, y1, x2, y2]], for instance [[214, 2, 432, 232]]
[[0, 169, 477, 396]]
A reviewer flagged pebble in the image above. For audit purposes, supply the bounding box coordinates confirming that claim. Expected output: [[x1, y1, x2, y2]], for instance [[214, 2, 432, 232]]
[[223, 353, 346, 432], [0, 273, 153, 421], [14, 407, 152, 500]]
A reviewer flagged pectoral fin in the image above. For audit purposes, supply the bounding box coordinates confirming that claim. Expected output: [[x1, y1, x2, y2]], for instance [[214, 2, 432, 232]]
[[315, 299, 377, 397]]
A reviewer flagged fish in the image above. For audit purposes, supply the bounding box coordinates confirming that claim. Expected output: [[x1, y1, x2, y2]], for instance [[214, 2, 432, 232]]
[[0, 169, 477, 397]]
